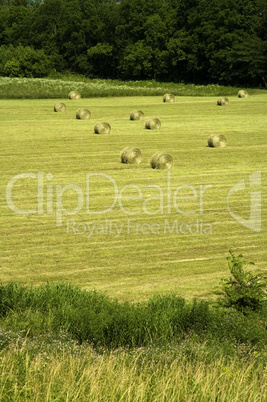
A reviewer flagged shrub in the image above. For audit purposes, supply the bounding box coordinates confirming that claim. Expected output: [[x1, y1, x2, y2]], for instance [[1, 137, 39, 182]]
[[216, 250, 267, 314]]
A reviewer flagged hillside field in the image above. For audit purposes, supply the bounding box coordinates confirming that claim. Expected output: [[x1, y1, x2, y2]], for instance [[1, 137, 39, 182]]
[[0, 94, 266, 301]]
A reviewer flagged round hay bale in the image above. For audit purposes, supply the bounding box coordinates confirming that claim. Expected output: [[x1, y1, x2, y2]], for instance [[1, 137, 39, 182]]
[[68, 91, 81, 100], [54, 102, 66, 112], [120, 147, 142, 164], [130, 110, 144, 120], [237, 90, 248, 98], [150, 151, 173, 170], [94, 122, 111, 134], [208, 134, 227, 148], [145, 118, 161, 130], [163, 93, 175, 103], [76, 108, 91, 120], [217, 97, 229, 106]]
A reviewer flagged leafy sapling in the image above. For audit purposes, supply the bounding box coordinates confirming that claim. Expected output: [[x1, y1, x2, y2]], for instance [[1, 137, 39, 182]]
[[216, 250, 267, 314]]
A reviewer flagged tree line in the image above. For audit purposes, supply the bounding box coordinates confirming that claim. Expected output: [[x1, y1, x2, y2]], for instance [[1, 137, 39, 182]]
[[0, 0, 266, 86]]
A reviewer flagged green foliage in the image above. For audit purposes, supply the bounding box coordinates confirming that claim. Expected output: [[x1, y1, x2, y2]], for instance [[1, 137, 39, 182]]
[[0, 0, 266, 85], [119, 41, 154, 79], [0, 44, 52, 77], [0, 281, 267, 349], [3, 57, 20, 77], [87, 42, 114, 77], [216, 250, 267, 314], [0, 75, 256, 99]]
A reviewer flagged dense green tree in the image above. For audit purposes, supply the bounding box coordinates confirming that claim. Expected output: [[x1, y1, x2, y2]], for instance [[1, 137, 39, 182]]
[[0, 44, 52, 77], [255, 0, 267, 86], [0, 0, 266, 85], [84, 0, 121, 76], [0, 5, 9, 42], [164, 33, 201, 82], [87, 42, 114, 77], [118, 0, 167, 43], [28, 0, 67, 71], [118, 41, 155, 79], [179, 0, 267, 85], [229, 35, 267, 87], [55, 0, 86, 73], [1, 4, 32, 46]]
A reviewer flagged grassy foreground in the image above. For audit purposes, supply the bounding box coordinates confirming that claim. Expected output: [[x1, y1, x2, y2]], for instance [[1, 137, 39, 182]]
[[1, 338, 266, 401], [0, 282, 266, 401]]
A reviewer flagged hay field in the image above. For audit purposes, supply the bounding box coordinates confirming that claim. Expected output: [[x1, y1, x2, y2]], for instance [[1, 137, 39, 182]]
[[0, 95, 266, 301]]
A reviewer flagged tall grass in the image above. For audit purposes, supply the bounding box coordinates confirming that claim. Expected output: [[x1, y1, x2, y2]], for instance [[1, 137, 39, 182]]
[[0, 281, 266, 400], [1, 283, 267, 348], [0, 334, 266, 401], [0, 75, 264, 99]]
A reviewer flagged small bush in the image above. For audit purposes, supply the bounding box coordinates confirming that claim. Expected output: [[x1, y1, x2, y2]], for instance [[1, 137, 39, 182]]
[[216, 250, 267, 314]]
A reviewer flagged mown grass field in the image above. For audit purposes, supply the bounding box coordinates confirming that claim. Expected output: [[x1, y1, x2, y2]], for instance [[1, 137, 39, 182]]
[[0, 79, 267, 401], [0, 93, 266, 302]]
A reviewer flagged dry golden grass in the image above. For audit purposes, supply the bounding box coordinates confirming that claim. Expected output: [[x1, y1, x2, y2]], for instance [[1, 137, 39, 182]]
[[0, 343, 265, 401]]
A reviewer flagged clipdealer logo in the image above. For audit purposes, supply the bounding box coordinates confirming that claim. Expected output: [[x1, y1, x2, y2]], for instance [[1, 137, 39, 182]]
[[5, 170, 262, 234], [227, 171, 262, 233], [66, 218, 213, 238], [5, 171, 212, 226]]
